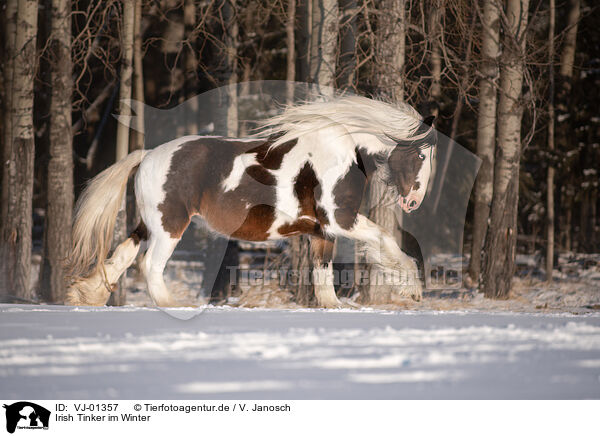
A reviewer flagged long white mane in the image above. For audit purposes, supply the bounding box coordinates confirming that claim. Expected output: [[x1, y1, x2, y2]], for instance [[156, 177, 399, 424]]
[[258, 95, 425, 148]]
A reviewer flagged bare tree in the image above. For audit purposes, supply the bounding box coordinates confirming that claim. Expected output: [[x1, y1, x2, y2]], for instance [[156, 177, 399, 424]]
[[286, 0, 296, 102], [338, 0, 357, 90], [287, 0, 340, 306], [468, 0, 500, 285], [556, 0, 580, 252], [481, 0, 529, 299], [309, 0, 338, 90], [208, 0, 240, 304], [546, 0, 556, 282], [428, 0, 443, 109], [183, 0, 199, 134], [109, 0, 135, 306], [41, 0, 74, 302], [374, 0, 405, 102], [1, 0, 18, 242], [296, 0, 312, 83], [360, 0, 406, 304], [224, 0, 239, 135], [0, 0, 38, 300], [132, 0, 145, 149]]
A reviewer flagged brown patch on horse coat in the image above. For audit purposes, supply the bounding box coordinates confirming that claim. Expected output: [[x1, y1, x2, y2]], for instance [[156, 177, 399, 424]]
[[333, 148, 370, 230], [159, 137, 279, 240], [245, 165, 276, 186], [277, 162, 329, 237], [130, 221, 148, 244], [246, 138, 297, 170], [229, 204, 277, 240], [295, 162, 322, 217]]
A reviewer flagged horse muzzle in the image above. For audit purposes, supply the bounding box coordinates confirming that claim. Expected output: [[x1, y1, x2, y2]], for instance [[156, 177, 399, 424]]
[[399, 195, 421, 213]]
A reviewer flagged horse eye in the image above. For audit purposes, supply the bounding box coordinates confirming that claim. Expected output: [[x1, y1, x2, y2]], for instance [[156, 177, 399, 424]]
[[418, 153, 425, 160]]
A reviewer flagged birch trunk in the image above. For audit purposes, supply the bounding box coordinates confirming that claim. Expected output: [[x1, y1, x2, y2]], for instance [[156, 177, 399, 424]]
[[0, 0, 38, 300], [289, 0, 338, 305], [428, 0, 442, 107], [374, 0, 405, 101], [468, 0, 500, 285], [1, 0, 17, 236], [309, 0, 338, 91], [481, 0, 529, 299], [361, 0, 406, 303], [42, 0, 74, 303], [338, 0, 357, 89], [286, 0, 296, 103], [183, 0, 199, 134], [224, 0, 238, 135], [109, 0, 135, 306], [209, 0, 240, 302], [132, 0, 144, 148]]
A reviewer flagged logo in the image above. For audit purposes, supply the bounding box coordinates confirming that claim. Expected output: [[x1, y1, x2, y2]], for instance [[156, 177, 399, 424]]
[[3, 402, 50, 434]]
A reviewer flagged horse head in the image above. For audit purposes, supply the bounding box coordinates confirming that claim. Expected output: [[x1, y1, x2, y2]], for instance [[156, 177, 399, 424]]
[[384, 115, 437, 213]]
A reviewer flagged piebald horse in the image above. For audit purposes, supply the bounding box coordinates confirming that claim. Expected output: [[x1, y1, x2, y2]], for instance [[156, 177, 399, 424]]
[[65, 95, 437, 308]]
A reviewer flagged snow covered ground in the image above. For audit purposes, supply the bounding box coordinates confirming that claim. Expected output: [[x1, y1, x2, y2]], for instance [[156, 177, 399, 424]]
[[1, 305, 599, 399]]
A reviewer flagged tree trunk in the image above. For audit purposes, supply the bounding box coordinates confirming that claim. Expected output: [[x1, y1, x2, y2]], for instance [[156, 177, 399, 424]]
[[556, 0, 580, 254], [0, 0, 38, 300], [360, 0, 406, 304], [296, 0, 311, 83], [41, 0, 73, 303], [338, 0, 357, 90], [309, 0, 338, 91], [360, 176, 397, 304], [546, 0, 556, 282], [449, 12, 475, 141], [108, 0, 135, 306], [374, 0, 405, 101], [183, 0, 199, 134], [428, 0, 442, 109], [481, 0, 529, 299], [289, 0, 314, 304], [290, 235, 314, 305], [208, 0, 240, 303], [1, 0, 18, 224], [132, 0, 144, 149], [468, 0, 500, 285], [224, 0, 238, 135], [286, 0, 296, 103]]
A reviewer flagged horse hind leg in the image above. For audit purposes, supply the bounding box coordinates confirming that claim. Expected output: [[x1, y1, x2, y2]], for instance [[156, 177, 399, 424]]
[[141, 228, 183, 307], [65, 223, 147, 306]]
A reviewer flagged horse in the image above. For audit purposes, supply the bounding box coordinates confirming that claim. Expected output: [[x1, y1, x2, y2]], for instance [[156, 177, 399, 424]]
[[64, 95, 437, 308]]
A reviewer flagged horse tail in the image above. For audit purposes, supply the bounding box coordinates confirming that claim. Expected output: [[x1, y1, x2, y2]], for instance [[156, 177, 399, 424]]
[[65, 149, 147, 281]]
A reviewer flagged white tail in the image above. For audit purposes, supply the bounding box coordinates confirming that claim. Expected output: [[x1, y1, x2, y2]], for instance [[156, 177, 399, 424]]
[[66, 149, 146, 281]]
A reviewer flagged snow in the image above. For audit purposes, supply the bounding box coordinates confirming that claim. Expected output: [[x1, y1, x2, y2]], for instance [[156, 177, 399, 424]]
[[1, 304, 599, 399]]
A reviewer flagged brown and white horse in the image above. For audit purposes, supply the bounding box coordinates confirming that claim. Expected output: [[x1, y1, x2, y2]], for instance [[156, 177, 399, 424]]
[[65, 95, 436, 308]]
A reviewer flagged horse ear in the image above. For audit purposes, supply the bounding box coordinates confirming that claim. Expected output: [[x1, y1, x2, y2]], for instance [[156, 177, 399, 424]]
[[423, 115, 435, 127]]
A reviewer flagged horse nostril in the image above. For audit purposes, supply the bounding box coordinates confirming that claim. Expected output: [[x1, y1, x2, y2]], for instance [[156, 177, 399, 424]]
[[409, 200, 417, 209]]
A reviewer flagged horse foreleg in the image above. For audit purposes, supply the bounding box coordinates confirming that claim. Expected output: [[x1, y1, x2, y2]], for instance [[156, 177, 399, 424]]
[[310, 237, 342, 308], [345, 214, 422, 301], [65, 237, 141, 306]]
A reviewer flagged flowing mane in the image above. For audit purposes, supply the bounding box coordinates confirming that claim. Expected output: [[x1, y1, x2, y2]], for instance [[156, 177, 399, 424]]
[[258, 95, 426, 149]]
